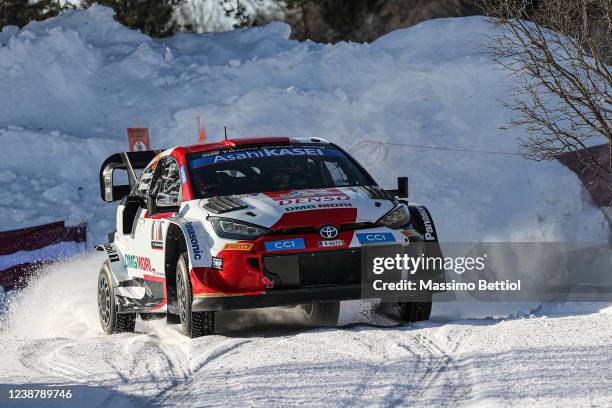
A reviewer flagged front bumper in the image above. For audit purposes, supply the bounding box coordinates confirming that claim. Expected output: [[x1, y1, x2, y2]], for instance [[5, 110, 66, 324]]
[[192, 284, 362, 312]]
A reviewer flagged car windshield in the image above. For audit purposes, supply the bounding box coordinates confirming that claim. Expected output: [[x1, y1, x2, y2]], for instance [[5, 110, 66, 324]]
[[187, 144, 374, 198]]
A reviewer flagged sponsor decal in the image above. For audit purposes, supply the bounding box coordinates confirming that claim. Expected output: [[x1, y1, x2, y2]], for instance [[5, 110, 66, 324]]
[[180, 165, 187, 184], [268, 188, 350, 206], [124, 254, 153, 271], [278, 195, 350, 206], [151, 220, 162, 241], [102, 244, 120, 263], [222, 243, 254, 251], [212, 257, 223, 270], [285, 204, 317, 212], [264, 238, 306, 252], [318, 239, 344, 248], [184, 222, 202, 260], [275, 189, 340, 199], [262, 276, 274, 289], [190, 147, 343, 169], [319, 225, 339, 239], [316, 202, 352, 208], [149, 220, 164, 248], [284, 202, 352, 212], [356, 232, 396, 244], [417, 207, 436, 241]]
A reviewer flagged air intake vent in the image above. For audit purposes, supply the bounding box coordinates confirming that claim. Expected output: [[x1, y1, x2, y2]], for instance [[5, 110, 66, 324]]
[[202, 196, 248, 214], [361, 186, 396, 201]]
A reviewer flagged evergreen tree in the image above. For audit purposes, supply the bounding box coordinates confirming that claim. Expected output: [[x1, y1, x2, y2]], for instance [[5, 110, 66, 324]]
[[0, 0, 64, 29], [83, 0, 184, 37]]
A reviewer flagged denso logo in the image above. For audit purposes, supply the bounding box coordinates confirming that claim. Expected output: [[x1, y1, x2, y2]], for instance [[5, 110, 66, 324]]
[[417, 207, 436, 241], [264, 238, 306, 252], [185, 222, 202, 260], [279, 196, 350, 206], [356, 233, 396, 244]]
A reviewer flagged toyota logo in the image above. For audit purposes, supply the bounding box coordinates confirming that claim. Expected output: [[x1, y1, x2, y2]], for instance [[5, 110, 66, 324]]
[[319, 225, 339, 239]]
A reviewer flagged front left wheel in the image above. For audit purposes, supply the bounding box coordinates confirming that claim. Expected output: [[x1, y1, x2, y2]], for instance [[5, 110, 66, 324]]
[[98, 261, 135, 334], [176, 253, 214, 338]]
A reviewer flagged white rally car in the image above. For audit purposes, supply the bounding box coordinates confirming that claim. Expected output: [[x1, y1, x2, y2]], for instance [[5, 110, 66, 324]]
[[97, 137, 443, 337]]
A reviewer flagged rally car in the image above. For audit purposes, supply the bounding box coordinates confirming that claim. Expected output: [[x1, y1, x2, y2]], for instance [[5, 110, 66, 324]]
[[96, 137, 443, 337]]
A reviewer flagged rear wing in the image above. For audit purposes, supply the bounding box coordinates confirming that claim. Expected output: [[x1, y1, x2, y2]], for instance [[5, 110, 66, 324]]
[[99, 150, 161, 202]]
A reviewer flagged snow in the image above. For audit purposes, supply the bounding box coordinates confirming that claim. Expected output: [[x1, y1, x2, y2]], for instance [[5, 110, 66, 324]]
[[0, 254, 610, 407], [0, 7, 608, 245], [0, 7, 611, 406]]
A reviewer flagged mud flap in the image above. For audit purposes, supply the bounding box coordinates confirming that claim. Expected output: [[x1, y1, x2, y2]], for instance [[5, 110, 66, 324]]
[[407, 205, 446, 292]]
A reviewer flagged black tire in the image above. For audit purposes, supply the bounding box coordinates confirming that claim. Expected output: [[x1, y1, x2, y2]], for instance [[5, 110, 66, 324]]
[[300, 301, 340, 327], [97, 261, 135, 334], [396, 293, 432, 323], [176, 253, 214, 338]]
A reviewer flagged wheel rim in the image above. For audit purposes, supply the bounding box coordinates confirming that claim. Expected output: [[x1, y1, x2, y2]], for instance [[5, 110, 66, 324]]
[[177, 270, 187, 330], [98, 275, 111, 326]]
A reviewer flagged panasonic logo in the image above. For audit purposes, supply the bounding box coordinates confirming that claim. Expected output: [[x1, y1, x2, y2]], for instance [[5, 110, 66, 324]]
[[185, 222, 202, 260], [417, 207, 436, 241]]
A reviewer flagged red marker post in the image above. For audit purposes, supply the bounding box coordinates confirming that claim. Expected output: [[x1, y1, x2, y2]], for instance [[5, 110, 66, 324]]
[[128, 128, 151, 151]]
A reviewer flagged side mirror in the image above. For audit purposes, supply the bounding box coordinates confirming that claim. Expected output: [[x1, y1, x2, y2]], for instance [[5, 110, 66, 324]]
[[397, 177, 409, 199], [147, 195, 157, 215]]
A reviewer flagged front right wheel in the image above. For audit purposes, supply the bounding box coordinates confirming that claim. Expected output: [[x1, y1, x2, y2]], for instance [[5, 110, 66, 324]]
[[176, 253, 214, 338]]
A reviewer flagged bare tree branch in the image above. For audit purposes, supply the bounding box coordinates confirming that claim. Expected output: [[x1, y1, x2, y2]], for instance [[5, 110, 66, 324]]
[[480, 0, 612, 204]]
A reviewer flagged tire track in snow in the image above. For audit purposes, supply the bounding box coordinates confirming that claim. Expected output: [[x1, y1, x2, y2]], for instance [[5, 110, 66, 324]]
[[345, 327, 472, 406], [152, 337, 252, 405], [401, 331, 472, 406]]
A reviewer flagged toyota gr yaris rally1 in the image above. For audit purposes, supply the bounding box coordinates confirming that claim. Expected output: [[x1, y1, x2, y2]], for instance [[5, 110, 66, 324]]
[[96, 137, 443, 338]]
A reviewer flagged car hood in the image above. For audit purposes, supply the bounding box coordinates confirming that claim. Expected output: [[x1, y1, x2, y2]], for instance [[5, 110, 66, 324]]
[[199, 186, 398, 230]]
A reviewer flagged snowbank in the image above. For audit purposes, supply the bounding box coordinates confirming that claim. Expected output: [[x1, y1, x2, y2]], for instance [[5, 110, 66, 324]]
[[0, 6, 608, 244]]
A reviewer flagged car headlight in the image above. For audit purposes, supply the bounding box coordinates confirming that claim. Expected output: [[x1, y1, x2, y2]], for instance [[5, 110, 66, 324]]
[[210, 218, 269, 240], [377, 205, 410, 229]]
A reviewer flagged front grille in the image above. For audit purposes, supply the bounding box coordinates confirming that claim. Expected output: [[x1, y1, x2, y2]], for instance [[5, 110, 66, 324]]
[[263, 248, 361, 289]]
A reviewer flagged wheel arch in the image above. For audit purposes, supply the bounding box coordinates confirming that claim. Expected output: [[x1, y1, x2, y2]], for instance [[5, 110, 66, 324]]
[[162, 219, 212, 309], [407, 204, 439, 243], [164, 223, 186, 308], [94, 242, 129, 286]]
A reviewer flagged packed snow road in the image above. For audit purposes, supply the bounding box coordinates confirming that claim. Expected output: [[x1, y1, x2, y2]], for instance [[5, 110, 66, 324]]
[[0, 254, 611, 407]]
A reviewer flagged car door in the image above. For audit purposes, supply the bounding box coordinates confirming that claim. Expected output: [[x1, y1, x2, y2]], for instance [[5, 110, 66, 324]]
[[136, 156, 182, 276], [112, 163, 155, 261]]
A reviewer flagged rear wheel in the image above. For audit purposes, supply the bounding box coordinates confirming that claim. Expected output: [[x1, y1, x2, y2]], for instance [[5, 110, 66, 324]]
[[97, 262, 135, 334], [300, 301, 340, 327], [176, 253, 214, 338]]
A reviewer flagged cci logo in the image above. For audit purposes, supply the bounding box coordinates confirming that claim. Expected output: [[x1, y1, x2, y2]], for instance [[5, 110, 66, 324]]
[[264, 238, 306, 252], [319, 225, 339, 239], [356, 232, 396, 244]]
